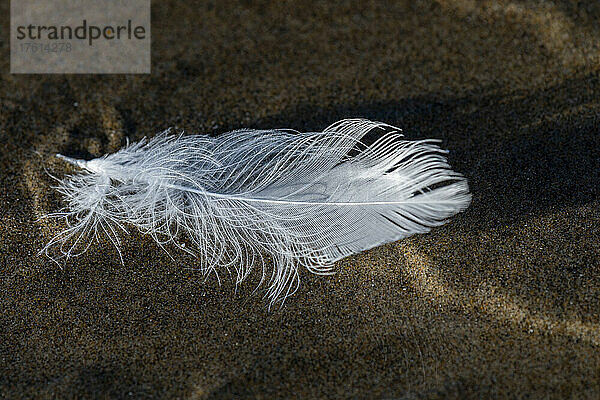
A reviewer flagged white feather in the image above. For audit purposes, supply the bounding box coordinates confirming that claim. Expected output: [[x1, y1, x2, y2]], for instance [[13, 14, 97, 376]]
[[42, 119, 471, 304]]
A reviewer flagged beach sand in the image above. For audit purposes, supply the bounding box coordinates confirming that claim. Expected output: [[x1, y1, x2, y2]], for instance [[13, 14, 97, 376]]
[[1, 1, 599, 398]]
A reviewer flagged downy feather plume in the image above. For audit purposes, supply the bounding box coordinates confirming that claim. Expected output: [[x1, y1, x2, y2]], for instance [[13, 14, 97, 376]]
[[42, 119, 471, 304]]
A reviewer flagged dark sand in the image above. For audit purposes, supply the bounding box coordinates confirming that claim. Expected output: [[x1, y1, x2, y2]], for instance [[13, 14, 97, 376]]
[[1, 1, 600, 398]]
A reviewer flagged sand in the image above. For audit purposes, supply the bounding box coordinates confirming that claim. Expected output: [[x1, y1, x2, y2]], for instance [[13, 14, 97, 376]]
[[1, 1, 599, 398]]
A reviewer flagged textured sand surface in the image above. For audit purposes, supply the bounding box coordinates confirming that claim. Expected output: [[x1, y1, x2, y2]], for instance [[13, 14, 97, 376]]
[[1, 1, 599, 398]]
